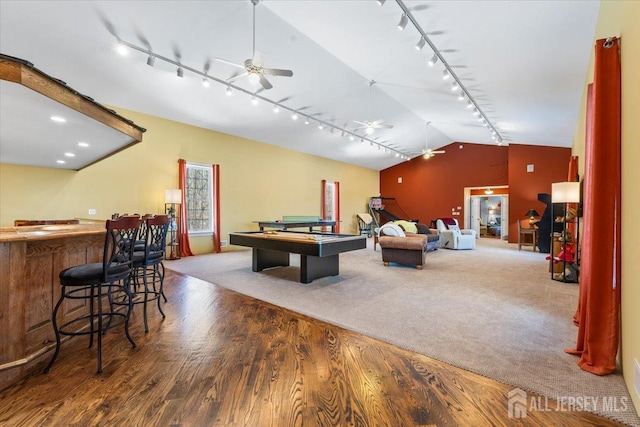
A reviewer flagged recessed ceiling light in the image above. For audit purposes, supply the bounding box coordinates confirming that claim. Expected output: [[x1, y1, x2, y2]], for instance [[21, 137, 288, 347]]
[[78, 142, 90, 147], [64, 152, 75, 157], [50, 116, 66, 123], [56, 160, 66, 164]]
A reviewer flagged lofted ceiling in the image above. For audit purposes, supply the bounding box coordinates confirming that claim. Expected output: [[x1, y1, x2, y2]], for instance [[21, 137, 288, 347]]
[[0, 1, 600, 171]]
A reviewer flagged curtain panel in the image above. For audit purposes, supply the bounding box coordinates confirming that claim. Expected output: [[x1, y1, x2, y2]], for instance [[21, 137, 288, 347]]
[[565, 38, 621, 375], [178, 159, 194, 257]]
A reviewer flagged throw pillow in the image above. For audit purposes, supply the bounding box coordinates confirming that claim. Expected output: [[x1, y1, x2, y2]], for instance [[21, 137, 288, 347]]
[[379, 223, 406, 237], [415, 223, 431, 234], [394, 220, 418, 234]]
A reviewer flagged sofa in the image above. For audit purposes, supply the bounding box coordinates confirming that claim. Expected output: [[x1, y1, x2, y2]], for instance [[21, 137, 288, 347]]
[[378, 223, 428, 269], [436, 218, 476, 250]]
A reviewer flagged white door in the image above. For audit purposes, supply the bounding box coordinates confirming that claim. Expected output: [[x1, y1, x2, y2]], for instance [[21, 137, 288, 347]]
[[501, 195, 509, 239], [470, 196, 481, 236]]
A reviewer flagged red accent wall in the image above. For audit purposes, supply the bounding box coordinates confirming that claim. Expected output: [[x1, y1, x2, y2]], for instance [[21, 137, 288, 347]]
[[507, 144, 572, 242], [379, 143, 571, 243]]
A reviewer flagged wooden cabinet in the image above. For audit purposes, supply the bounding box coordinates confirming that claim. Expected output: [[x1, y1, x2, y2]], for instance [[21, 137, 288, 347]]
[[0, 225, 104, 391]]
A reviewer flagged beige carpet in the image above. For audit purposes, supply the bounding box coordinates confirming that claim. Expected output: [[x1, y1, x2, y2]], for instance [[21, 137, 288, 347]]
[[166, 237, 639, 426]]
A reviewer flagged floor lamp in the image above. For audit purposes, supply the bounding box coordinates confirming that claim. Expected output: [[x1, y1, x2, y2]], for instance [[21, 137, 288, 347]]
[[165, 189, 182, 260]]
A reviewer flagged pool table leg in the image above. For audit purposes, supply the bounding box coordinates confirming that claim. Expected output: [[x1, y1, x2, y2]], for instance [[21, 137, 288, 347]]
[[300, 254, 339, 284], [253, 248, 290, 272]]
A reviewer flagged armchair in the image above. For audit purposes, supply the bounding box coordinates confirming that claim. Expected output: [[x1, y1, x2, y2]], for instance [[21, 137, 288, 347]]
[[436, 218, 476, 250]]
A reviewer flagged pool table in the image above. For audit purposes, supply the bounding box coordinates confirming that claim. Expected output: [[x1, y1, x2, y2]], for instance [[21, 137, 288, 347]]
[[229, 231, 366, 283]]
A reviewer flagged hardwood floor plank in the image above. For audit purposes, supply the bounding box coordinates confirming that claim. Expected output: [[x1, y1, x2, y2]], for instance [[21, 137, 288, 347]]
[[0, 271, 628, 427]]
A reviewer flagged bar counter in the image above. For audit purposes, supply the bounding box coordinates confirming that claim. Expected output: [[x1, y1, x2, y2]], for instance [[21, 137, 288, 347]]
[[0, 222, 106, 390]]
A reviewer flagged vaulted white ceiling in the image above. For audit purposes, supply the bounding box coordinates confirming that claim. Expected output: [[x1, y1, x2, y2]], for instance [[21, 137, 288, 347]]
[[0, 1, 600, 171]]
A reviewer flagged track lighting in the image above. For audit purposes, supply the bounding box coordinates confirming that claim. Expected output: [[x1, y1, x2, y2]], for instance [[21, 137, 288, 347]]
[[473, 108, 480, 116], [115, 37, 415, 160], [450, 81, 459, 91], [466, 100, 474, 109], [442, 69, 450, 80], [304, 117, 310, 124], [377, 0, 386, 5], [457, 92, 465, 101], [415, 37, 426, 51], [397, 14, 408, 31], [428, 53, 438, 67]]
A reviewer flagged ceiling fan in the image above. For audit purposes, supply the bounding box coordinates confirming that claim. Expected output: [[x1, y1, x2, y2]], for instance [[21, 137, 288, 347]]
[[215, 0, 293, 90], [422, 122, 445, 159], [354, 81, 394, 135]]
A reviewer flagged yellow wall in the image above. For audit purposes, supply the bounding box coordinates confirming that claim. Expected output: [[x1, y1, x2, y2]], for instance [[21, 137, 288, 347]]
[[0, 109, 379, 253], [573, 0, 640, 414]]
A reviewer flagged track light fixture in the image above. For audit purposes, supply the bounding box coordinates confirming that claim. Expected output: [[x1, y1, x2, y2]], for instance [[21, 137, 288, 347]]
[[116, 37, 412, 158], [377, 0, 386, 5], [304, 117, 310, 125], [202, 77, 210, 87], [393, 0, 505, 146], [397, 14, 408, 31], [146, 54, 155, 67], [273, 104, 280, 113]]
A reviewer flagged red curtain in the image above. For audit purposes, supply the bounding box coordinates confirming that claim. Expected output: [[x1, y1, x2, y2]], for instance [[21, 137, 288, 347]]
[[566, 156, 579, 245], [565, 38, 621, 375], [212, 164, 221, 253], [178, 159, 194, 257], [334, 181, 341, 233]]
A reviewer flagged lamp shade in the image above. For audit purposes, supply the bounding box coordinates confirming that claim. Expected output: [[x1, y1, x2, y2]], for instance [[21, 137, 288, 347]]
[[165, 189, 182, 204], [551, 182, 581, 203], [525, 209, 540, 218]]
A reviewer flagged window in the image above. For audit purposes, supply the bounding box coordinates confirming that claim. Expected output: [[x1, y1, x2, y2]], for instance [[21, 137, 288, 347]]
[[185, 163, 214, 235]]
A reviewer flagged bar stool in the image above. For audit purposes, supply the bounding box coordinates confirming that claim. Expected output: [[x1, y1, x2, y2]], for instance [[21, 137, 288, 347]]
[[130, 214, 170, 332], [44, 216, 142, 374]]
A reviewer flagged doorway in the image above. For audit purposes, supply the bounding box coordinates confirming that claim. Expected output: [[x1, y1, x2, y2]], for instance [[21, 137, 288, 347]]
[[465, 188, 509, 240]]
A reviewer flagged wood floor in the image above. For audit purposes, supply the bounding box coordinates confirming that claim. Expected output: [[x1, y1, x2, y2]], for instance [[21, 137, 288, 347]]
[[0, 271, 626, 426]]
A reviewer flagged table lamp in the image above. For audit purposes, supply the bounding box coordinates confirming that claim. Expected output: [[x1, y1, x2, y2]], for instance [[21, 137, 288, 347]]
[[524, 209, 540, 228]]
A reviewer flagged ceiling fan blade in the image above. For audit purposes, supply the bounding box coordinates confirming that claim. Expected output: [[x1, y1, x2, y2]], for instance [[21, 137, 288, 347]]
[[371, 119, 385, 126], [215, 57, 246, 70], [253, 50, 265, 67], [259, 74, 273, 90], [433, 150, 446, 154], [375, 124, 394, 129], [263, 68, 293, 77], [227, 71, 248, 82], [353, 120, 368, 126]]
